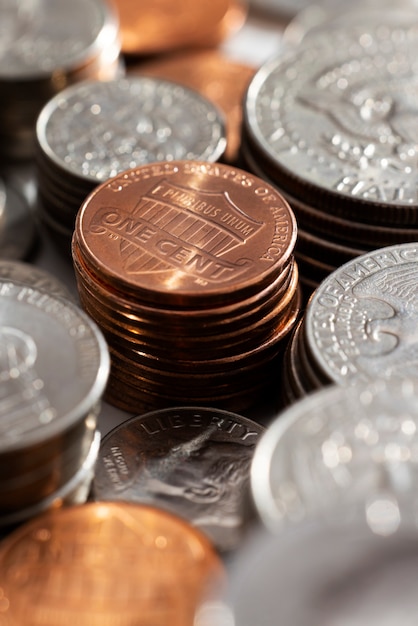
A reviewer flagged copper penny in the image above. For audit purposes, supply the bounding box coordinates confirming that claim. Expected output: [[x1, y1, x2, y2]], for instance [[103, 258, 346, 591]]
[[74, 160, 297, 308], [0, 502, 225, 625], [114, 0, 247, 55], [134, 49, 256, 163]]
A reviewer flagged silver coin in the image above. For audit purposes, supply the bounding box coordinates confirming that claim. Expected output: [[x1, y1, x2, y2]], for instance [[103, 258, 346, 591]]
[[0, 260, 73, 300], [0, 0, 119, 78], [244, 13, 418, 218], [93, 406, 264, 552], [251, 378, 418, 533], [36, 77, 227, 184], [0, 279, 110, 451], [223, 514, 418, 626], [305, 242, 418, 386]]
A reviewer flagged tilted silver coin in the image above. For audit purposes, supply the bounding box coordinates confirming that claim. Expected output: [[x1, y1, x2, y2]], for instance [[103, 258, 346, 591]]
[[244, 13, 418, 221], [36, 76, 227, 184], [0, 260, 73, 300], [92, 406, 264, 552], [305, 242, 418, 386], [0, 279, 110, 451], [0, 0, 119, 78], [251, 378, 418, 533]]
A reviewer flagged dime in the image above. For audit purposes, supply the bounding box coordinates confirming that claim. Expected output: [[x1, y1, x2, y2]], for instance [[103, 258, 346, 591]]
[[36, 77, 227, 240], [93, 406, 264, 552], [0, 502, 225, 625], [305, 242, 418, 386], [251, 377, 418, 532], [36, 77, 227, 185]]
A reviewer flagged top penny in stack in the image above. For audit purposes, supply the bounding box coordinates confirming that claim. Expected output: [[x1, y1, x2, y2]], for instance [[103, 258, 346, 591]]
[[74, 160, 297, 309], [0, 0, 122, 160]]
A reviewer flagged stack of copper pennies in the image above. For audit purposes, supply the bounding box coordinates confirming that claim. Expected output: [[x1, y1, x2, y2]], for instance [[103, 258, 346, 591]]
[[282, 242, 418, 406], [0, 278, 110, 530], [240, 7, 418, 298], [72, 160, 300, 413], [0, 0, 122, 161], [35, 76, 227, 248]]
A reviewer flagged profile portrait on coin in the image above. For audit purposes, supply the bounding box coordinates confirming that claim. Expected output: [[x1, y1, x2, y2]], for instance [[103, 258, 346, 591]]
[[122, 429, 252, 522], [353, 262, 418, 378], [95, 417, 260, 551]]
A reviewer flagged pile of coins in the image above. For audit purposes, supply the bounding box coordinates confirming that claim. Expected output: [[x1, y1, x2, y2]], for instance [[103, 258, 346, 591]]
[[35, 76, 227, 247], [282, 242, 418, 406], [0, 0, 122, 161], [72, 160, 299, 413], [0, 276, 110, 529], [241, 7, 418, 295]]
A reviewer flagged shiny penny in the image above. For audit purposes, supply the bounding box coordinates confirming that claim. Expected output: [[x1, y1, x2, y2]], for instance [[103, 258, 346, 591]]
[[0, 502, 225, 625], [74, 160, 297, 307]]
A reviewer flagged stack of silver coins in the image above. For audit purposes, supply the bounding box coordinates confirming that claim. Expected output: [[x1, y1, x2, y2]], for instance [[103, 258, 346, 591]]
[[282, 242, 418, 406], [35, 76, 227, 248], [0, 278, 110, 530], [241, 6, 418, 298], [0, 0, 122, 161]]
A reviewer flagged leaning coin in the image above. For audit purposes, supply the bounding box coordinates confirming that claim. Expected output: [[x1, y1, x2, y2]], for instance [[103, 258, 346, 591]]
[[0, 502, 225, 626], [305, 242, 418, 387], [93, 406, 265, 552]]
